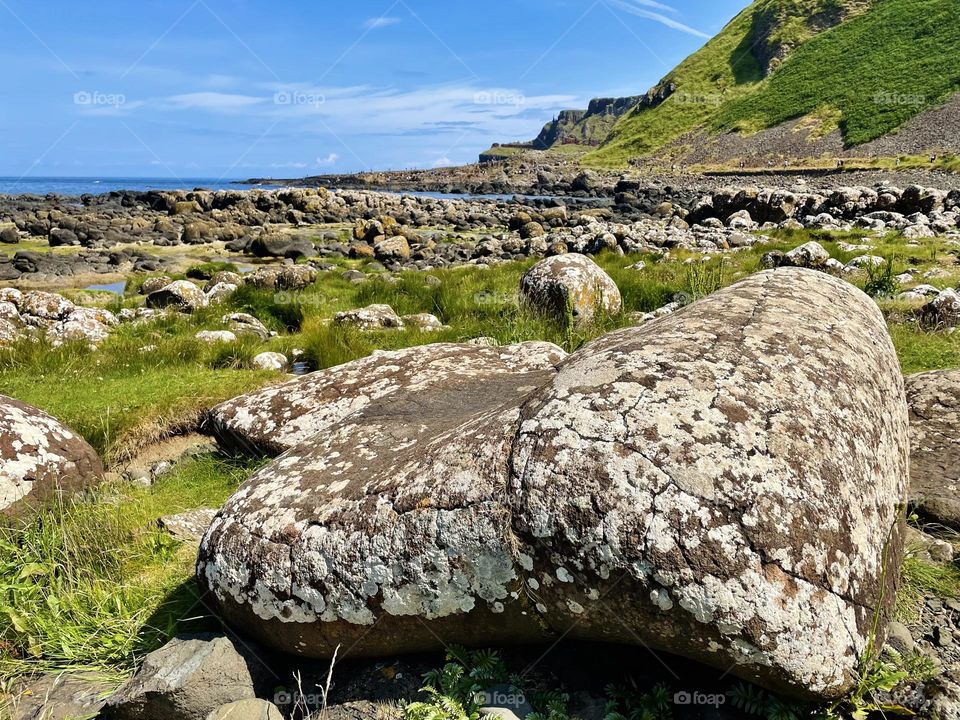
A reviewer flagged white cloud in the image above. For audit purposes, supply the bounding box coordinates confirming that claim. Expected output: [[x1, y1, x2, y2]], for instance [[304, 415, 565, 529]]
[[165, 92, 265, 111], [364, 16, 401, 30], [316, 153, 339, 167], [432, 156, 452, 167], [606, 0, 710, 38]]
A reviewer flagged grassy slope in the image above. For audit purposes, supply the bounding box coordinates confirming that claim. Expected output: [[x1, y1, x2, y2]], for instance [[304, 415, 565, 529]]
[[587, 0, 960, 166]]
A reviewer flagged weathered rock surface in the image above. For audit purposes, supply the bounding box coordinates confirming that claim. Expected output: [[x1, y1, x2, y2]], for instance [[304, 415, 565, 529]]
[[101, 634, 265, 720], [0, 395, 103, 513], [206, 699, 284, 720], [197, 269, 908, 700], [906, 369, 960, 527], [519, 253, 622, 324], [147, 280, 209, 313], [158, 508, 219, 543], [207, 341, 567, 456]]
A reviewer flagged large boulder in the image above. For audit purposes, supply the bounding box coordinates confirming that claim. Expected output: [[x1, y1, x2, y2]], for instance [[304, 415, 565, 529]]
[[519, 253, 622, 324], [906, 370, 960, 527], [0, 395, 103, 513], [207, 341, 567, 456], [197, 269, 908, 700]]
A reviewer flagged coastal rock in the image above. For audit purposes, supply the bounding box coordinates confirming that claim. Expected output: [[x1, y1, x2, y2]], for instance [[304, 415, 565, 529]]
[[101, 634, 264, 720], [206, 699, 284, 720], [196, 330, 238, 344], [244, 265, 317, 292], [251, 352, 288, 371], [197, 270, 906, 700], [519, 253, 622, 324], [784, 241, 830, 269], [918, 288, 960, 329], [906, 369, 960, 527], [0, 395, 103, 513], [334, 304, 404, 330], [223, 313, 270, 340], [207, 341, 567, 456], [147, 280, 209, 313]]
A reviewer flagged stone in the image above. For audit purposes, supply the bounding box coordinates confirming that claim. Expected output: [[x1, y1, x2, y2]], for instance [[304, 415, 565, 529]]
[[223, 313, 270, 340], [885, 621, 915, 655], [196, 330, 238, 344], [245, 265, 318, 292], [198, 270, 906, 700], [374, 236, 411, 262], [206, 699, 284, 720], [906, 370, 960, 527], [21, 291, 74, 323], [0, 395, 103, 513], [334, 304, 404, 331], [784, 241, 830, 269], [905, 526, 955, 564], [401, 313, 444, 331], [140, 276, 173, 295], [251, 352, 288, 371], [101, 634, 265, 720], [207, 282, 239, 304], [8, 672, 115, 720], [207, 341, 566, 456], [477, 684, 534, 720], [158, 508, 219, 543], [148, 280, 209, 313], [519, 253, 622, 325], [918, 289, 960, 329]]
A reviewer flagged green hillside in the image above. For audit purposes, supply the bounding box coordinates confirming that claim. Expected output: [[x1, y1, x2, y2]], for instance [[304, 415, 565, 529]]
[[587, 0, 960, 166]]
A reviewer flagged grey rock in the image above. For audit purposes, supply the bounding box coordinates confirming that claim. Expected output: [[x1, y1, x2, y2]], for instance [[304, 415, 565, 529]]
[[158, 508, 219, 543], [198, 269, 906, 701], [519, 253, 622, 325], [0, 395, 103, 513], [207, 341, 566, 456], [101, 634, 264, 720], [906, 370, 960, 527], [148, 280, 209, 313], [206, 699, 284, 720], [334, 304, 404, 330]]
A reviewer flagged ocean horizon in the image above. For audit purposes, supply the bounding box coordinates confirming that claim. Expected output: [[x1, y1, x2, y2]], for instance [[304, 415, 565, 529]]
[[0, 176, 286, 197]]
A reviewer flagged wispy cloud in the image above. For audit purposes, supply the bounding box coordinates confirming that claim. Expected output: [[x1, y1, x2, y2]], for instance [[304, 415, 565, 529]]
[[363, 16, 401, 30], [605, 0, 710, 38], [166, 92, 265, 111], [316, 153, 339, 166]]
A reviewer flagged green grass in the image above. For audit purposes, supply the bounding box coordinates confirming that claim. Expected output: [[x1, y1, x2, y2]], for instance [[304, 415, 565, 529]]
[[714, 0, 960, 146], [0, 454, 260, 680], [896, 555, 960, 622], [587, 0, 960, 166]]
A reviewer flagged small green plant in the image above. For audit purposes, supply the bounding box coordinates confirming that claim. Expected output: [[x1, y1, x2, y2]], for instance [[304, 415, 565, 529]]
[[862, 257, 900, 299], [604, 682, 673, 720], [728, 683, 801, 720], [685, 259, 726, 302], [404, 647, 508, 720]]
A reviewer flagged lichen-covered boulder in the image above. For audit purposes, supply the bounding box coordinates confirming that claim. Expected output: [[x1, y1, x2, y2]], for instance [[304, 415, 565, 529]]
[[0, 395, 103, 512], [520, 253, 622, 324], [906, 369, 960, 527], [207, 341, 567, 456], [334, 304, 404, 331], [197, 269, 907, 700], [510, 268, 908, 699]]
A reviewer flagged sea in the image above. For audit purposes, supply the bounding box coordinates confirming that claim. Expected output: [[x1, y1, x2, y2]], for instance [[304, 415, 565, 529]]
[[0, 177, 285, 196]]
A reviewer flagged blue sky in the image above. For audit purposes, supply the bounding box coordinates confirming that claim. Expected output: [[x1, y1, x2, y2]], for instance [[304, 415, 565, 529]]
[[0, 0, 748, 178]]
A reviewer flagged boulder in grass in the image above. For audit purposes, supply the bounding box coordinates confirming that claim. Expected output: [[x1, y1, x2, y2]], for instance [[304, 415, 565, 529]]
[[519, 253, 621, 325], [198, 269, 908, 700], [147, 280, 208, 313], [0, 395, 103, 513]]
